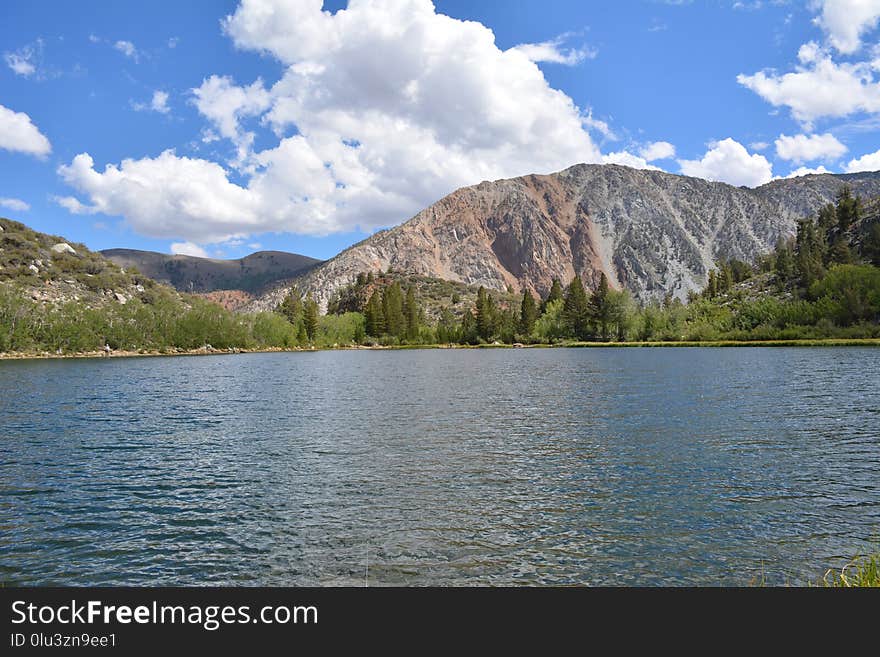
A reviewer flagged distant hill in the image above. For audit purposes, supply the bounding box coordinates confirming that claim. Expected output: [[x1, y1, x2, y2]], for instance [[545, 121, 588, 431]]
[[101, 248, 321, 296]]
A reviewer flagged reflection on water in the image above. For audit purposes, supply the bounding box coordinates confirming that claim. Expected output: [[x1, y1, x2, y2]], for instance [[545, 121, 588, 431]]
[[1, 347, 878, 585]]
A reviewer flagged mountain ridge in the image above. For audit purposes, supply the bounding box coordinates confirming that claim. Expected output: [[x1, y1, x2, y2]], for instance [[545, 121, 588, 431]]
[[245, 164, 880, 313], [101, 248, 321, 296]]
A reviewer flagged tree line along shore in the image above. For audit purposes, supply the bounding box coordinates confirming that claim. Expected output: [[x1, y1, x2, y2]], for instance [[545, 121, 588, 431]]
[[1, 186, 879, 357]]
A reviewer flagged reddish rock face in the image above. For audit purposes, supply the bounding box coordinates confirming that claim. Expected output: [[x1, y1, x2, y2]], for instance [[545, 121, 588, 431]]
[[247, 164, 880, 313]]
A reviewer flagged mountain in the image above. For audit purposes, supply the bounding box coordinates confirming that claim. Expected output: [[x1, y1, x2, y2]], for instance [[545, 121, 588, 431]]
[[101, 249, 321, 296], [246, 165, 880, 312]]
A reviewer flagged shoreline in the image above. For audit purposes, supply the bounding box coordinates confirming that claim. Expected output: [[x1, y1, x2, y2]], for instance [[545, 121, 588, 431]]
[[2, 337, 879, 361]]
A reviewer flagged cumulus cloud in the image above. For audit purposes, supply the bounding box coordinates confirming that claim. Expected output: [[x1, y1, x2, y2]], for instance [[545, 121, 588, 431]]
[[0, 197, 30, 212], [601, 151, 662, 171], [132, 90, 171, 114], [813, 0, 880, 54], [0, 104, 51, 158], [678, 138, 773, 187], [845, 147, 880, 172], [53, 195, 98, 215], [171, 242, 210, 258], [639, 141, 676, 161], [114, 40, 139, 61], [191, 75, 270, 166], [774, 132, 847, 162], [785, 165, 832, 178], [57, 151, 260, 242], [60, 0, 603, 246], [737, 42, 880, 127], [510, 34, 596, 66]]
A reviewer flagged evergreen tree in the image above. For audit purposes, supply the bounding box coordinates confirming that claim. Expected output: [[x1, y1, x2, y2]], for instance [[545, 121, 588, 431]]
[[562, 276, 590, 340], [382, 282, 405, 338], [704, 270, 718, 299], [475, 286, 497, 341], [835, 185, 860, 233], [774, 238, 795, 282], [588, 273, 612, 340], [296, 322, 308, 345], [519, 289, 538, 336], [277, 290, 302, 325], [863, 222, 880, 266], [719, 264, 734, 294], [459, 308, 478, 344], [543, 279, 564, 312], [364, 290, 385, 337], [303, 294, 319, 342], [796, 218, 825, 288], [403, 286, 420, 341]]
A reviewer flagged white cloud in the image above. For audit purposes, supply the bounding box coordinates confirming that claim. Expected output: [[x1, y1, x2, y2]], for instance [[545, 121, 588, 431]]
[[53, 195, 98, 215], [785, 165, 832, 178], [749, 141, 769, 151], [0, 104, 51, 158], [247, 242, 262, 250], [678, 138, 773, 187], [132, 90, 171, 114], [4, 52, 35, 76], [57, 151, 260, 242], [639, 141, 676, 161], [583, 109, 616, 140], [509, 34, 596, 66], [601, 151, 662, 171], [61, 0, 603, 245], [737, 41, 880, 126], [151, 91, 170, 114], [845, 147, 880, 171], [4, 39, 44, 78], [114, 40, 138, 61], [0, 197, 30, 212], [774, 132, 847, 162], [191, 75, 270, 167], [813, 0, 880, 54], [171, 242, 209, 258]]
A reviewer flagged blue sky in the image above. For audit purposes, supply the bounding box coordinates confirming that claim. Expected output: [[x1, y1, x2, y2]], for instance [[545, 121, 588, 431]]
[[2, 0, 880, 261]]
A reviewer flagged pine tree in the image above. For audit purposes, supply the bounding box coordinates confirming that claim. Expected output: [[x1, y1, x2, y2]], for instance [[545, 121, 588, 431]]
[[364, 290, 385, 336], [796, 218, 825, 288], [588, 273, 612, 340], [277, 290, 302, 325], [296, 322, 308, 345], [519, 289, 538, 336], [303, 294, 319, 342], [403, 286, 420, 342], [459, 308, 478, 344], [719, 263, 734, 293], [835, 185, 860, 233], [475, 286, 497, 341], [562, 276, 589, 340], [382, 282, 405, 339], [774, 238, 795, 282], [863, 222, 880, 266], [543, 279, 564, 312], [704, 270, 718, 298]]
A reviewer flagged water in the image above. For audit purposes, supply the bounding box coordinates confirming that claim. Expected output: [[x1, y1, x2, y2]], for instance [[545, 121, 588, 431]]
[[1, 347, 878, 586]]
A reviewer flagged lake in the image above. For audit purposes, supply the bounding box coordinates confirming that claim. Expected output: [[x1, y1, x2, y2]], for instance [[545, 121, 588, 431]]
[[1, 347, 878, 586]]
